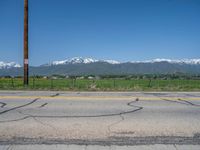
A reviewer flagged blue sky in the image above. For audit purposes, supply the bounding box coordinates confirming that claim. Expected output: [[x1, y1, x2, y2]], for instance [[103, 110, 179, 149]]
[[0, 0, 200, 66]]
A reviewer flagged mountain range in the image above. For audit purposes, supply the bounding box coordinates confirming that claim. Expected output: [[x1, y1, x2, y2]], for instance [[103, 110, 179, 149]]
[[1, 57, 200, 76], [44, 57, 200, 66]]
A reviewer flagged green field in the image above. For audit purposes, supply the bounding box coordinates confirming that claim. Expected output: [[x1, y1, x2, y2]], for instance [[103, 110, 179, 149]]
[[0, 77, 200, 91]]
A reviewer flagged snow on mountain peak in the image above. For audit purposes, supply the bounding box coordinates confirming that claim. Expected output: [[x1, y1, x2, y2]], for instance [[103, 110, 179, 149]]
[[151, 58, 200, 64], [102, 60, 121, 64], [49, 57, 200, 66], [50, 57, 120, 65], [130, 58, 200, 65], [51, 57, 98, 65], [0, 61, 21, 69]]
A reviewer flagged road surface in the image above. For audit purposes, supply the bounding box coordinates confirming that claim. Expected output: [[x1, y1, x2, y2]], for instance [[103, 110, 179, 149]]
[[0, 91, 200, 149]]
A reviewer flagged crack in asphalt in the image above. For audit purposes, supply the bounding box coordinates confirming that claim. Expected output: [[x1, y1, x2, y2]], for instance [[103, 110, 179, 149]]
[[179, 99, 200, 107], [0, 98, 40, 115], [162, 98, 200, 107], [1, 95, 200, 145], [4, 108, 61, 141], [107, 114, 125, 136], [50, 93, 60, 97], [0, 102, 6, 108], [0, 115, 31, 123], [16, 110, 58, 131], [24, 99, 143, 118], [0, 99, 143, 123], [32, 117, 57, 131], [107, 98, 140, 137], [173, 144, 178, 150], [38, 103, 48, 108], [163, 99, 190, 105]]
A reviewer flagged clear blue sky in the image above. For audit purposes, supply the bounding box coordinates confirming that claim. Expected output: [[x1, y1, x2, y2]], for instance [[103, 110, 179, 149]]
[[0, 0, 200, 66]]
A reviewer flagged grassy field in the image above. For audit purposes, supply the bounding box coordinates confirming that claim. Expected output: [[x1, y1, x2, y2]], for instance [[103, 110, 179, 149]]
[[0, 77, 200, 91]]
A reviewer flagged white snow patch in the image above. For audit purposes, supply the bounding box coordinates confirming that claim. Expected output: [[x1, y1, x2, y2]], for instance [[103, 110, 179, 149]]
[[130, 58, 200, 65], [0, 61, 21, 69], [48, 57, 200, 66], [102, 60, 121, 64]]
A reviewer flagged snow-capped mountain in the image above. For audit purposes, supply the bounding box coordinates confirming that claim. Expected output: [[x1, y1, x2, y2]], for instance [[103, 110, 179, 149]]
[[130, 58, 200, 65], [50, 57, 98, 65], [1, 58, 200, 69], [47, 57, 120, 66], [0, 61, 21, 69], [101, 60, 120, 64], [1, 57, 200, 76], [47, 57, 200, 66]]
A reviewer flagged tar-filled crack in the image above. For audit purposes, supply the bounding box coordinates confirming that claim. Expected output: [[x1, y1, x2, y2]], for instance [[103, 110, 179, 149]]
[[173, 144, 178, 150], [179, 99, 200, 107], [0, 98, 40, 115], [0, 102, 6, 108], [162, 98, 200, 107], [107, 113, 125, 136], [51, 93, 60, 97], [107, 98, 141, 136], [0, 98, 143, 123], [15, 109, 60, 136], [38, 103, 48, 108]]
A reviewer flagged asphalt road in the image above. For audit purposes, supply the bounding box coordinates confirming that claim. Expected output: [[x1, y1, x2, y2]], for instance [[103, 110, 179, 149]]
[[0, 91, 200, 149]]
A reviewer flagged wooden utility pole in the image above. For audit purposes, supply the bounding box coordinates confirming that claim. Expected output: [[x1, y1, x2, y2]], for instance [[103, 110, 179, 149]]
[[24, 0, 29, 85]]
